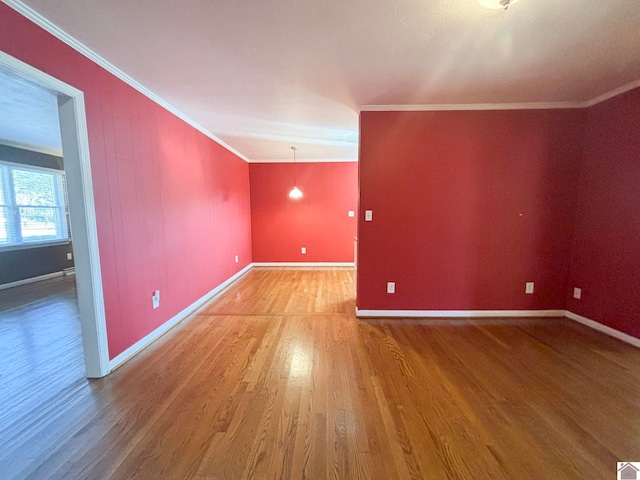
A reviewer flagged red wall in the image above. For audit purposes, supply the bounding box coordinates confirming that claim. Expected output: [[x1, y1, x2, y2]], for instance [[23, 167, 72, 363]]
[[250, 162, 357, 262], [567, 88, 640, 338], [0, 4, 253, 358], [358, 110, 586, 311]]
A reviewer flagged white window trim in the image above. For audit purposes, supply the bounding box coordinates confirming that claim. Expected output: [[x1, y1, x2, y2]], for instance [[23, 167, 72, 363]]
[[0, 160, 71, 250]]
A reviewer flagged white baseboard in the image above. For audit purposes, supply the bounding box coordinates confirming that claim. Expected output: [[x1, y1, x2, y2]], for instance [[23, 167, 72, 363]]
[[0, 271, 64, 291], [252, 262, 354, 267], [101, 260, 639, 372], [108, 264, 253, 371], [354, 307, 640, 348], [355, 309, 565, 318], [565, 311, 640, 349]]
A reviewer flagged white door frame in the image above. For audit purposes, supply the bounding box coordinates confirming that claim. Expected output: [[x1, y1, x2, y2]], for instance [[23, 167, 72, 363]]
[[0, 51, 110, 378]]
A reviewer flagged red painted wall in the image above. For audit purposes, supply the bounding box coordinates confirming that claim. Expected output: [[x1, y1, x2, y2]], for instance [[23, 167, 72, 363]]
[[0, 4, 252, 358], [358, 110, 585, 311], [567, 88, 640, 338], [250, 162, 357, 262]]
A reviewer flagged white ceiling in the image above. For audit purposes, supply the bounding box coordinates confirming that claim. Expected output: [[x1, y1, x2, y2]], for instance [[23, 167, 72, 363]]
[[0, 66, 62, 156], [5, 0, 640, 161]]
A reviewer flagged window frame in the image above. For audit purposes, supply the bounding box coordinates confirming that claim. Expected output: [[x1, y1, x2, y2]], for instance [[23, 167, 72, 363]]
[[0, 160, 71, 252]]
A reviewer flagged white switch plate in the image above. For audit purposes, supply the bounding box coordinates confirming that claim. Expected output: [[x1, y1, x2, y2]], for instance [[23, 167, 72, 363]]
[[301, 247, 306, 254], [348, 210, 355, 217], [152, 290, 160, 309], [573, 287, 581, 299], [525, 282, 534, 294], [365, 210, 373, 221], [387, 282, 395, 294], [235, 255, 239, 263], [66, 252, 73, 260]]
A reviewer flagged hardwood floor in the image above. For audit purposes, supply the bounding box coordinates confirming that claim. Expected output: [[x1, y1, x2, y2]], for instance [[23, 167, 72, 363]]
[[0, 275, 86, 473], [1, 267, 639, 479]]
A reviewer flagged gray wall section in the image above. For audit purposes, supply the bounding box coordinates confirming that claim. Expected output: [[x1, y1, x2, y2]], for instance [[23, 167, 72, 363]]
[[0, 243, 74, 284], [0, 144, 63, 170], [0, 144, 74, 286]]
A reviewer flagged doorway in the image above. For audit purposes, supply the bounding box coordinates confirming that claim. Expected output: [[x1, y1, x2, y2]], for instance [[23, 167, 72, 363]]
[[0, 51, 109, 378]]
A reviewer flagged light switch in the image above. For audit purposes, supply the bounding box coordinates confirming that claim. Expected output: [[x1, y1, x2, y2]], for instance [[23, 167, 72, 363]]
[[365, 210, 373, 222]]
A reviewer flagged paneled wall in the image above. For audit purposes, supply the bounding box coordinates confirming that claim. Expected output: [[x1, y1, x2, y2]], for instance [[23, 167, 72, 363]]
[[250, 162, 357, 263], [358, 109, 585, 311], [0, 4, 252, 358]]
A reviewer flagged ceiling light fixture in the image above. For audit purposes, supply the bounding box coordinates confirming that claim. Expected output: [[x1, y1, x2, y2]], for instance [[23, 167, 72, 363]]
[[477, 0, 519, 9], [288, 146, 303, 200]]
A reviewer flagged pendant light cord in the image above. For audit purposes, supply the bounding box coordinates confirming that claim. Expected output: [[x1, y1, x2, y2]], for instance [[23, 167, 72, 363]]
[[292, 146, 297, 185]]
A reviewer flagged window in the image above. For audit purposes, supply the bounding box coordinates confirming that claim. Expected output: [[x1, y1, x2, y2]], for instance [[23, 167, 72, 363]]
[[0, 162, 69, 248]]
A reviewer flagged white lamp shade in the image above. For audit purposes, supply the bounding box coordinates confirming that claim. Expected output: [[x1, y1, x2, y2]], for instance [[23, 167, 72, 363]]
[[288, 185, 303, 199]]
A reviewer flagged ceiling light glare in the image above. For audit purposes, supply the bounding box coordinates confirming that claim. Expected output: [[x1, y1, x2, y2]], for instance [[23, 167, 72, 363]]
[[477, 0, 520, 10]]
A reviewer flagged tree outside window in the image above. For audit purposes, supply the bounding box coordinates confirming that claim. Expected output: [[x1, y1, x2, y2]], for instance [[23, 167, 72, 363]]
[[0, 162, 69, 248]]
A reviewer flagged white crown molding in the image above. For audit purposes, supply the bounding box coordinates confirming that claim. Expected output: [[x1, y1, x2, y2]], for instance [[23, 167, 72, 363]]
[[212, 129, 357, 149], [252, 262, 354, 267], [3, 0, 251, 163], [358, 102, 584, 112], [0, 139, 63, 157], [248, 158, 358, 164], [355, 309, 565, 318], [358, 79, 640, 112], [7, 1, 640, 161], [582, 78, 640, 108], [565, 310, 640, 349]]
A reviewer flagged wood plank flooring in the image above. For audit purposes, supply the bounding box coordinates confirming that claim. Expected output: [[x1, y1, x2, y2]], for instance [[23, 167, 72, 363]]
[[0, 275, 86, 468], [1, 267, 639, 479]]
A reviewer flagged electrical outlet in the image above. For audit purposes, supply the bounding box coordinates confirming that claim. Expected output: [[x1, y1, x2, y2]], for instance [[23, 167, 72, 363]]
[[573, 287, 581, 299], [365, 210, 373, 222], [152, 290, 160, 309], [348, 210, 355, 217], [525, 282, 534, 294], [301, 247, 306, 254], [235, 255, 239, 263], [387, 282, 395, 294], [66, 252, 73, 260]]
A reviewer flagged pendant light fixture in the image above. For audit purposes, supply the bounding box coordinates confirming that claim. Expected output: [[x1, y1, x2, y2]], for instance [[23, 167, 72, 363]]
[[288, 146, 303, 199]]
